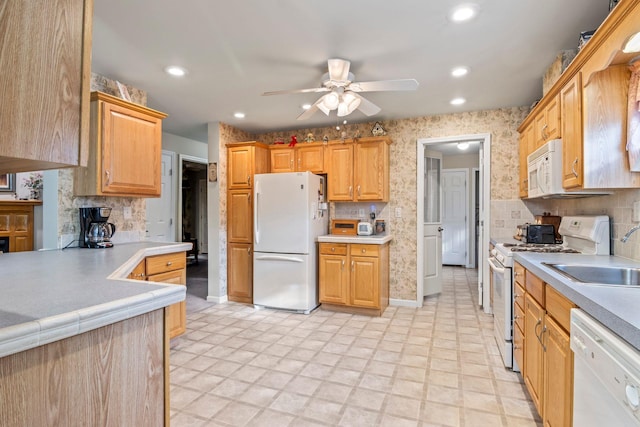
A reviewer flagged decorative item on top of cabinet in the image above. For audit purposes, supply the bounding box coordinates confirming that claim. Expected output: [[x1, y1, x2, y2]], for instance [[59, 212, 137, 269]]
[[318, 242, 389, 316], [74, 92, 167, 197], [327, 137, 391, 202], [0, 0, 93, 174]]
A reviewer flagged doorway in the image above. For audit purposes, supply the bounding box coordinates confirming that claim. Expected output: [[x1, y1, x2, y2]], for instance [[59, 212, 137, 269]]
[[416, 134, 491, 313], [180, 156, 208, 257]]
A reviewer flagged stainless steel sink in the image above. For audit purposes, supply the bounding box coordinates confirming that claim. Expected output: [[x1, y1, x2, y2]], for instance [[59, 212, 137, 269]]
[[543, 263, 640, 286]]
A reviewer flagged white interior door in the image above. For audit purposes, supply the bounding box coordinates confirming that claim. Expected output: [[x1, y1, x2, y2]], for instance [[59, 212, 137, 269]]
[[442, 169, 467, 266], [145, 151, 174, 241], [424, 150, 443, 296], [198, 179, 208, 253]]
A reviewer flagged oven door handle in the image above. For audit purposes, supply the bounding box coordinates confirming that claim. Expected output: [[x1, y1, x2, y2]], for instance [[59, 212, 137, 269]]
[[488, 257, 505, 274]]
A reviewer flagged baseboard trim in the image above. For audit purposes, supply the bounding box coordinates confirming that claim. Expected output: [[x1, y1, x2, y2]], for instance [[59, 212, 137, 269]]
[[389, 298, 421, 308], [206, 295, 227, 304]]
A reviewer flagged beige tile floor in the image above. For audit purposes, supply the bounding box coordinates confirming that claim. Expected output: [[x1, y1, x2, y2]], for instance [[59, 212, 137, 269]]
[[170, 267, 543, 426]]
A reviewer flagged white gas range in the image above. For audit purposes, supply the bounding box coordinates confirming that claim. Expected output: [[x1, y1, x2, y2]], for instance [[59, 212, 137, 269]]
[[489, 215, 610, 371]]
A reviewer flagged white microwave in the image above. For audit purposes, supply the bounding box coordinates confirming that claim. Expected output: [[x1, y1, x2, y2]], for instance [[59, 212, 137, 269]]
[[527, 139, 611, 198]]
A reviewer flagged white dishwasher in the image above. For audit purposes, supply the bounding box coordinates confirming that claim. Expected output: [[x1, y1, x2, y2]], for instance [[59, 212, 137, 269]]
[[570, 309, 640, 427]]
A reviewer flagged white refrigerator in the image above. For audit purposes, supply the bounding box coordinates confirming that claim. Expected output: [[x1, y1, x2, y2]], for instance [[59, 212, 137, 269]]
[[253, 172, 328, 313]]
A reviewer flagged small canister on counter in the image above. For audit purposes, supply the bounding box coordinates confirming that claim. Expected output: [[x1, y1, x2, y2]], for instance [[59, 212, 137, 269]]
[[375, 219, 386, 234]]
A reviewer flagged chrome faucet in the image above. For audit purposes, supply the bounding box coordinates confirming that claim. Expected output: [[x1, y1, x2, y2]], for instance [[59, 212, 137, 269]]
[[621, 224, 640, 243]]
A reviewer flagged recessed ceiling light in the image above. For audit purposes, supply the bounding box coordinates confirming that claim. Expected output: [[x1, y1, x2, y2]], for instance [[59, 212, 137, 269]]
[[302, 104, 312, 110], [234, 112, 245, 119], [450, 4, 478, 22], [164, 66, 188, 77], [457, 142, 470, 150], [451, 66, 469, 77], [450, 97, 466, 106]]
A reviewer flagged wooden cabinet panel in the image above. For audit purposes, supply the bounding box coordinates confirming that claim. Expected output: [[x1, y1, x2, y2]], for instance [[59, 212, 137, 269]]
[[354, 140, 389, 201], [128, 260, 146, 280], [319, 243, 389, 315], [270, 147, 295, 173], [545, 285, 575, 333], [524, 293, 545, 417], [514, 262, 526, 289], [318, 254, 348, 305], [543, 315, 573, 427], [350, 256, 380, 308], [514, 322, 525, 373], [228, 189, 253, 243], [0, 0, 93, 174], [146, 252, 187, 276], [561, 73, 583, 189], [227, 243, 253, 303], [297, 144, 325, 173], [228, 146, 254, 188], [327, 143, 354, 201], [0, 203, 36, 252], [525, 270, 545, 306], [534, 95, 561, 148], [74, 92, 166, 197], [148, 269, 186, 339]]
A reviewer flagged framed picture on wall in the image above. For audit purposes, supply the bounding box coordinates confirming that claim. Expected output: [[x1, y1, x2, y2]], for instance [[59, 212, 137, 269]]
[[0, 173, 16, 192]]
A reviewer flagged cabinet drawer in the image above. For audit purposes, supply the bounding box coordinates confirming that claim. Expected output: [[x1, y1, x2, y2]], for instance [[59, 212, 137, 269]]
[[146, 252, 186, 276], [514, 262, 525, 287], [319, 243, 347, 255], [525, 270, 545, 307], [514, 282, 526, 311], [545, 284, 575, 332], [350, 244, 379, 257], [514, 298, 525, 332]]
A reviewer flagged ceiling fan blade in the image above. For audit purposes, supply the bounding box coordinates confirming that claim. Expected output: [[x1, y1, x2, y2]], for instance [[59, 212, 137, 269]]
[[352, 93, 381, 116], [327, 58, 351, 82], [262, 87, 330, 96], [349, 79, 419, 92], [296, 96, 330, 120]]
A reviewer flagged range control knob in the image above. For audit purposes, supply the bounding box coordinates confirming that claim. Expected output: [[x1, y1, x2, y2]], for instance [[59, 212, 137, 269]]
[[626, 383, 639, 410]]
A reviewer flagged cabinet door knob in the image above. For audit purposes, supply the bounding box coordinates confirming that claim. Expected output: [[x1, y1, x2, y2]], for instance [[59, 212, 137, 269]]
[[290, 159, 293, 168], [351, 260, 355, 271], [341, 259, 345, 269], [349, 186, 353, 198], [357, 185, 361, 197], [298, 158, 301, 168], [105, 170, 111, 185], [247, 247, 251, 254], [361, 248, 366, 253], [247, 175, 251, 185], [166, 261, 172, 266], [331, 247, 335, 252]]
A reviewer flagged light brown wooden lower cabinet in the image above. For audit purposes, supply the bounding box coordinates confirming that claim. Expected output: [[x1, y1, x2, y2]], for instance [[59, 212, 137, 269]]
[[0, 310, 167, 426], [227, 242, 253, 303]]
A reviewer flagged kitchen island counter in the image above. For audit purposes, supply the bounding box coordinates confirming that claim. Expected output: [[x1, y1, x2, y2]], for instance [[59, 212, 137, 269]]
[[0, 241, 189, 358], [514, 252, 640, 351]]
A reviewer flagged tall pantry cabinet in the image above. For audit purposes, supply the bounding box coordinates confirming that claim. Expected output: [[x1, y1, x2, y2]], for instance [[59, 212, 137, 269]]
[[226, 142, 269, 303]]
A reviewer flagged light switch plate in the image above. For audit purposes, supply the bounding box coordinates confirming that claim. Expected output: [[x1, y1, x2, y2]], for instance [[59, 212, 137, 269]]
[[358, 209, 365, 218], [395, 207, 402, 218], [123, 207, 132, 220]]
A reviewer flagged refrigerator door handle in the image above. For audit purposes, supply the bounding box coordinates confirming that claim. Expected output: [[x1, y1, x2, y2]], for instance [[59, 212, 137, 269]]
[[255, 255, 304, 263], [254, 185, 260, 244]]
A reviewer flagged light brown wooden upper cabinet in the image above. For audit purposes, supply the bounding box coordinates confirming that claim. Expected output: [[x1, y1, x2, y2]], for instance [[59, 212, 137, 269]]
[[227, 142, 270, 189], [269, 142, 325, 174], [74, 92, 167, 197], [533, 94, 561, 149], [327, 137, 391, 202], [560, 73, 583, 190], [0, 0, 93, 174]]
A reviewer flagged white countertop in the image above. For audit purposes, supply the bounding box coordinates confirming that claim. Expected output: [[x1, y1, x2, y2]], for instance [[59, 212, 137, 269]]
[[317, 234, 393, 244], [514, 252, 640, 351], [0, 242, 189, 357]]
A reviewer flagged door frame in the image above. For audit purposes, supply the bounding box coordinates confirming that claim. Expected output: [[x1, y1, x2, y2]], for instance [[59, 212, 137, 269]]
[[470, 167, 480, 269], [416, 133, 491, 313], [178, 154, 208, 244], [441, 168, 469, 267]]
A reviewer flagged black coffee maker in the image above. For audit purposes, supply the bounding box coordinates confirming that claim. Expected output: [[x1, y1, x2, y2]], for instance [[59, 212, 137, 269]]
[[79, 207, 116, 248]]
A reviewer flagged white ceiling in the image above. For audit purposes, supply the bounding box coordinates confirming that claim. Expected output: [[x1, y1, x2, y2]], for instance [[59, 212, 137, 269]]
[[91, 1, 610, 143]]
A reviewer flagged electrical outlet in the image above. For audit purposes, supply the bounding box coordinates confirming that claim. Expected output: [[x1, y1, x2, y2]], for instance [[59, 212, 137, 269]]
[[358, 208, 365, 218], [634, 201, 640, 222], [123, 207, 132, 220], [395, 207, 402, 218]]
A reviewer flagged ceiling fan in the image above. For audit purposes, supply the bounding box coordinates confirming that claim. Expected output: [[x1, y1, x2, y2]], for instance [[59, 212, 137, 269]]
[[262, 58, 419, 120]]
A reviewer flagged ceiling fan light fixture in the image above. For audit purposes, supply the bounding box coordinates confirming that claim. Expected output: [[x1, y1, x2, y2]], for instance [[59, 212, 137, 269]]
[[321, 92, 340, 110], [337, 92, 362, 117]]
